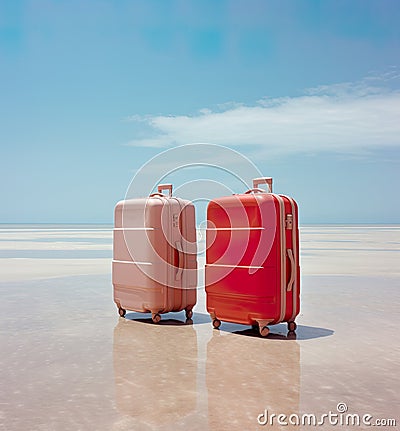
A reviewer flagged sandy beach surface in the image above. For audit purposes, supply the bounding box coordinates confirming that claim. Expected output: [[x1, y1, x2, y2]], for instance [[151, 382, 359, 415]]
[[0, 225, 399, 431]]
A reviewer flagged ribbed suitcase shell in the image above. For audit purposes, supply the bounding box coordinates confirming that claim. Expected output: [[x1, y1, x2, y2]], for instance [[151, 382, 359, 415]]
[[205, 178, 300, 336], [112, 184, 197, 322]]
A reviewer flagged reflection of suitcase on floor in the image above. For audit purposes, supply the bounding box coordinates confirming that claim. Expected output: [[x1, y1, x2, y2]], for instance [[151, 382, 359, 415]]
[[112, 184, 197, 322], [206, 177, 300, 336], [113, 319, 198, 430], [206, 332, 300, 430]]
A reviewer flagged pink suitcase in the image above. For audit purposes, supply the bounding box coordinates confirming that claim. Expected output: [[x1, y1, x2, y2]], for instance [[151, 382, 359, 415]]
[[112, 184, 197, 322], [205, 177, 300, 336]]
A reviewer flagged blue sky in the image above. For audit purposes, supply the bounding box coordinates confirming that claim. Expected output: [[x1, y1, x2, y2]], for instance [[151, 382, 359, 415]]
[[1, 0, 399, 224]]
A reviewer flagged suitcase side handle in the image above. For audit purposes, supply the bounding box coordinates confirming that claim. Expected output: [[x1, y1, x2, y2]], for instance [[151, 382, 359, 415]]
[[252, 177, 273, 192], [175, 241, 183, 281], [287, 249, 295, 291]]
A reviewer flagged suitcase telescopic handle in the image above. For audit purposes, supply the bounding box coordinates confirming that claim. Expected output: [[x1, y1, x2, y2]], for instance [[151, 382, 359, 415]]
[[150, 184, 173, 198], [252, 177, 273, 192], [157, 184, 173, 196]]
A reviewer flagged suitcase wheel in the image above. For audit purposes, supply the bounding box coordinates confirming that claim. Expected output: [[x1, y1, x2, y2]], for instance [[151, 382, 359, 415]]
[[185, 309, 193, 320], [212, 318, 221, 329], [151, 313, 161, 323], [287, 321, 297, 332], [259, 326, 270, 337], [118, 307, 126, 318]]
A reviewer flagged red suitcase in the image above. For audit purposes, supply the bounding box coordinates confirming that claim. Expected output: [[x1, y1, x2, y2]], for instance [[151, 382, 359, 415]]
[[205, 177, 300, 336], [113, 184, 197, 322]]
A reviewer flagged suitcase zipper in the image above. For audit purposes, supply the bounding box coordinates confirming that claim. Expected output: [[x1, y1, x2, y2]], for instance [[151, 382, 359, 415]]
[[285, 197, 299, 322], [174, 197, 185, 309], [274, 195, 287, 323]]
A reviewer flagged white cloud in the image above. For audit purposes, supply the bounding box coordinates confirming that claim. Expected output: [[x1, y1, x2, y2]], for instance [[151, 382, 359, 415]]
[[127, 78, 400, 155]]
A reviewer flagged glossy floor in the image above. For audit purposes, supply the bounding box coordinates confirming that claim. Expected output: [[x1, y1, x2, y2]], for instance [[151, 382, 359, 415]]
[[0, 225, 399, 430]]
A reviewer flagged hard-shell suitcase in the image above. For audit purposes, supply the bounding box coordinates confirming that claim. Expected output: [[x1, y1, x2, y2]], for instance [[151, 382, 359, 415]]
[[112, 184, 197, 322], [205, 177, 300, 336]]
